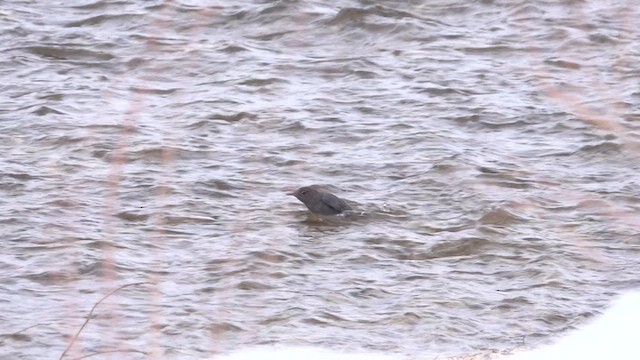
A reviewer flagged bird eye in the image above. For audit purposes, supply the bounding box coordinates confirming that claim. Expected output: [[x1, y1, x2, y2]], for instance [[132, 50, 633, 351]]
[[301, 190, 308, 195]]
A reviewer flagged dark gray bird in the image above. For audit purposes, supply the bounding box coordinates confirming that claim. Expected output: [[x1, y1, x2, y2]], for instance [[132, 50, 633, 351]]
[[288, 186, 352, 215]]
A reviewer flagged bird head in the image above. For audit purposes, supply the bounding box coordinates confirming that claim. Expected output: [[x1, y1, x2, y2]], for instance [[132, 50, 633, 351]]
[[288, 186, 319, 203]]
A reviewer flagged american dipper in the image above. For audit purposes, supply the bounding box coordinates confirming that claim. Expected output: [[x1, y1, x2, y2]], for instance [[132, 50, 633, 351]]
[[288, 186, 352, 215]]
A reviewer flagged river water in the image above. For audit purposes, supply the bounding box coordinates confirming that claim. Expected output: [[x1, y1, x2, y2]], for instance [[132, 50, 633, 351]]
[[1, 0, 639, 359]]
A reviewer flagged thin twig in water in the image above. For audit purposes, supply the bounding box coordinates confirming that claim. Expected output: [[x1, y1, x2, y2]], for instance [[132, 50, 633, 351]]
[[59, 282, 149, 360], [69, 349, 149, 359], [0, 323, 45, 344]]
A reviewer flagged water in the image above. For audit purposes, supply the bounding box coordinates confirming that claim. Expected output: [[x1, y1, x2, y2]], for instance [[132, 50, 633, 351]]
[[1, 0, 639, 359]]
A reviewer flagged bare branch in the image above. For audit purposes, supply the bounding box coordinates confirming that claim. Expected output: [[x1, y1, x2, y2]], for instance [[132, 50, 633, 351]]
[[59, 282, 150, 360]]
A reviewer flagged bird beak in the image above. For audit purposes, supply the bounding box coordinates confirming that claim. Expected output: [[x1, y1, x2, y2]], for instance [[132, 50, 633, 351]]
[[286, 190, 296, 196]]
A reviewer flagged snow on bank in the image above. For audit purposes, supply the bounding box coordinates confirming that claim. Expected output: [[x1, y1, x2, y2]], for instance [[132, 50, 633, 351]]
[[510, 291, 640, 360], [214, 291, 640, 360]]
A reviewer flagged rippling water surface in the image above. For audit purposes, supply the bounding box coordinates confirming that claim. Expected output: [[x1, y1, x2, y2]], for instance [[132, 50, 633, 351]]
[[1, 0, 639, 359]]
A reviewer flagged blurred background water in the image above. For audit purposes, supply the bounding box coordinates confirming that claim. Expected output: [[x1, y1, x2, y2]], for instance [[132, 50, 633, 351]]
[[1, 0, 639, 359]]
